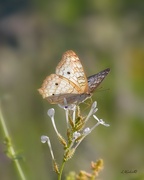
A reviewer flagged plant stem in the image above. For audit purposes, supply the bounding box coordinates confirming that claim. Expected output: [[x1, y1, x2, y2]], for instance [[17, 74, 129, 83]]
[[58, 159, 66, 180], [0, 102, 26, 180]]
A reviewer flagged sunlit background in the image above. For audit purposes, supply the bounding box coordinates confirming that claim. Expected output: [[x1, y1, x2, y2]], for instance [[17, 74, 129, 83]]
[[0, 0, 144, 179]]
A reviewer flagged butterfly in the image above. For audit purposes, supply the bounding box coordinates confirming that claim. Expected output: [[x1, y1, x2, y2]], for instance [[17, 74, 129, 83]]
[[38, 50, 110, 105]]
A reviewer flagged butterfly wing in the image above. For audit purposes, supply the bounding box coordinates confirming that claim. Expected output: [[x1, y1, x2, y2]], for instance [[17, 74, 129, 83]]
[[88, 68, 110, 93], [38, 50, 110, 105], [56, 50, 89, 93], [38, 74, 84, 104]]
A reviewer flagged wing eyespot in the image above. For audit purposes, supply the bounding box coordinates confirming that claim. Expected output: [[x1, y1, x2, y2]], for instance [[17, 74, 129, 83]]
[[55, 83, 58, 85], [67, 71, 70, 74]]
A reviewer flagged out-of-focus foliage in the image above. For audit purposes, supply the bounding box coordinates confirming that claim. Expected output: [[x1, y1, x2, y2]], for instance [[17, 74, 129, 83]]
[[0, 0, 144, 179]]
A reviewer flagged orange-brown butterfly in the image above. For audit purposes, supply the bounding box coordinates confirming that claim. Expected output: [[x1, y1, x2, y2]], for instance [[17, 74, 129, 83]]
[[38, 50, 110, 105]]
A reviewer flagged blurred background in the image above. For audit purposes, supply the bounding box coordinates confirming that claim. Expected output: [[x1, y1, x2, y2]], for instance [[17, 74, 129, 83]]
[[0, 0, 144, 179]]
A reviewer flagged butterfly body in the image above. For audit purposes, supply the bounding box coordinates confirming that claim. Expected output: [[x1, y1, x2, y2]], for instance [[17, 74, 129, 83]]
[[38, 50, 110, 105]]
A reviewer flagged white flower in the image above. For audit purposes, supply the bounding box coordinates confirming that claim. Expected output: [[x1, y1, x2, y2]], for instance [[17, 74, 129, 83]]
[[85, 101, 98, 123], [47, 109, 59, 136], [41, 135, 48, 143], [47, 108, 55, 118], [40, 136, 55, 160], [42, 100, 110, 162], [93, 115, 110, 127], [73, 131, 81, 139], [83, 127, 91, 135]]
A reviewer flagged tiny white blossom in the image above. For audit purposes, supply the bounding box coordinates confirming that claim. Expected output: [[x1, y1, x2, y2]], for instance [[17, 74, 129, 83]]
[[99, 119, 110, 127], [62, 103, 76, 128], [41, 136, 55, 160], [92, 101, 97, 110], [58, 98, 76, 110], [47, 108, 60, 137], [41, 135, 48, 143], [58, 103, 76, 110], [85, 101, 98, 123], [47, 108, 55, 118], [83, 127, 91, 135], [93, 115, 110, 127], [73, 131, 81, 139]]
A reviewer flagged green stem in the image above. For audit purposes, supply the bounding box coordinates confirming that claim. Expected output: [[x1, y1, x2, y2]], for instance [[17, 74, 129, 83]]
[[58, 159, 66, 180], [0, 101, 26, 180]]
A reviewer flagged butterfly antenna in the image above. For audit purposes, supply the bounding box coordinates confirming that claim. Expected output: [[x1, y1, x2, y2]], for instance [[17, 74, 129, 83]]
[[80, 98, 93, 112], [96, 87, 110, 93]]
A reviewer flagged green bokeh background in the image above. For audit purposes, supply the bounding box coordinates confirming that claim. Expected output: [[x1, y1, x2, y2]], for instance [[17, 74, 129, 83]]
[[0, 0, 144, 179]]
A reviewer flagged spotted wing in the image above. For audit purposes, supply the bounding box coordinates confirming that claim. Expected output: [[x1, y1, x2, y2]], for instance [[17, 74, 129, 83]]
[[56, 50, 88, 93], [88, 68, 110, 93], [38, 74, 82, 104]]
